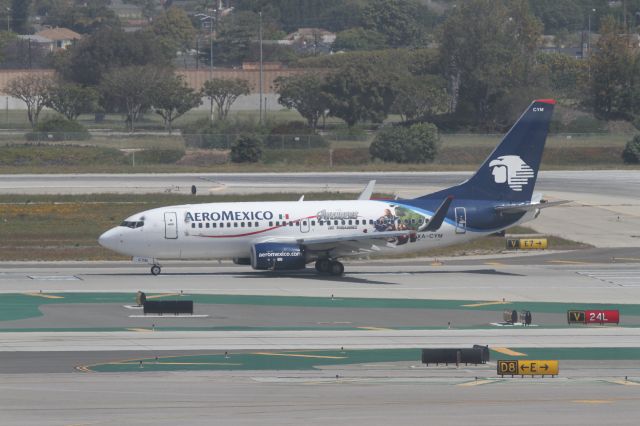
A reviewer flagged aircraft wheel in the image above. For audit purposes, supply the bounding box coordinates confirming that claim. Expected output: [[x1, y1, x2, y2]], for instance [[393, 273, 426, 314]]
[[315, 259, 331, 273], [329, 261, 344, 276], [150, 265, 161, 276]]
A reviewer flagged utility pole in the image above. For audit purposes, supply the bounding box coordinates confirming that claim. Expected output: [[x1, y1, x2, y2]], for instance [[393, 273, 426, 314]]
[[6, 8, 10, 32], [588, 8, 596, 81], [259, 11, 264, 125]]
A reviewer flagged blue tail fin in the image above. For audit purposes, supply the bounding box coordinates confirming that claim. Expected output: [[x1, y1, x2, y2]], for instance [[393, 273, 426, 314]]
[[424, 99, 555, 202]]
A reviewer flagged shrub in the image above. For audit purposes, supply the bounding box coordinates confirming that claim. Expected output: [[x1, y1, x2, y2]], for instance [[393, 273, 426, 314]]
[[182, 117, 268, 149], [230, 134, 263, 163], [134, 148, 185, 164], [370, 123, 439, 163], [0, 144, 126, 166], [25, 117, 91, 141], [622, 135, 640, 164]]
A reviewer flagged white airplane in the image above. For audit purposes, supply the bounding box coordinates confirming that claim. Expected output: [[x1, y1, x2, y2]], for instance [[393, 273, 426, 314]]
[[99, 99, 558, 276]]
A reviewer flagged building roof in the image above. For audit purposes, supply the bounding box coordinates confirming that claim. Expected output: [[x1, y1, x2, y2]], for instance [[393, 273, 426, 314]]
[[17, 35, 53, 43], [35, 27, 82, 41]]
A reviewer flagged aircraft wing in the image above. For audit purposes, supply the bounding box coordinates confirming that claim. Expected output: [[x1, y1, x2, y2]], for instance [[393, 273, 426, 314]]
[[259, 230, 413, 258], [357, 180, 376, 200]]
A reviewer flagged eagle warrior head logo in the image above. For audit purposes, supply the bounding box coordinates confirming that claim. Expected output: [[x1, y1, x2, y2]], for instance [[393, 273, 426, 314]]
[[489, 155, 534, 191]]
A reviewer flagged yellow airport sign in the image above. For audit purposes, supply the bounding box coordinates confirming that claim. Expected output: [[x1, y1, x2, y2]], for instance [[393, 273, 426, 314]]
[[497, 360, 559, 376], [506, 238, 548, 250]]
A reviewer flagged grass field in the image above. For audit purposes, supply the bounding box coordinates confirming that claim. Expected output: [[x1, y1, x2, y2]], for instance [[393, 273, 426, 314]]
[[0, 193, 589, 261]]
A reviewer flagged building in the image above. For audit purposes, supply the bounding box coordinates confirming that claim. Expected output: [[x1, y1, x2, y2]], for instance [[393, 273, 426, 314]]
[[34, 28, 82, 51]]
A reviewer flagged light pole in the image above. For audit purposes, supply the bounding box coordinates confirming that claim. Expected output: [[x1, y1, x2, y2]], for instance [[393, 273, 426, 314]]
[[588, 8, 596, 80], [196, 10, 217, 122], [259, 11, 264, 125], [6, 8, 10, 32]]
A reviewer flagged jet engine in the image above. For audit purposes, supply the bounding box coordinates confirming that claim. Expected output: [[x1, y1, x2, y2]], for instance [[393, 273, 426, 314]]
[[251, 242, 306, 270]]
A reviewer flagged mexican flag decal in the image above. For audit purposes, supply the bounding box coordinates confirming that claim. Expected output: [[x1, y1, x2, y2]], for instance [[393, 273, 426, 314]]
[[279, 213, 290, 220]]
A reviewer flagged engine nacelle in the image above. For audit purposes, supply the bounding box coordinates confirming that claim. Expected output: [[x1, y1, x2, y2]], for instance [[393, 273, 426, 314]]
[[233, 257, 251, 265], [251, 242, 306, 270]]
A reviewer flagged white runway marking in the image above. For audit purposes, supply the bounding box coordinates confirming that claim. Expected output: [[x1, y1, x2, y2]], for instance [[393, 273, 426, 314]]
[[576, 269, 640, 287], [27, 275, 81, 281]]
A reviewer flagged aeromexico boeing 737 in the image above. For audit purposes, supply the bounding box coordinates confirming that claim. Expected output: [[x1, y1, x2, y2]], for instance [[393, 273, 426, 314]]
[[99, 99, 559, 276]]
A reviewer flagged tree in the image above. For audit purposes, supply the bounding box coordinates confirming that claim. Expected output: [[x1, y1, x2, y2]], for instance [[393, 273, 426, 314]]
[[361, 0, 432, 47], [11, 0, 31, 34], [323, 61, 396, 127], [149, 7, 196, 54], [42, 0, 120, 34], [623, 135, 640, 164], [370, 123, 439, 163], [100, 65, 167, 132], [202, 78, 251, 121], [590, 16, 635, 120], [56, 26, 173, 86], [151, 74, 202, 134], [230, 134, 263, 163], [438, 0, 542, 126], [275, 73, 329, 129], [5, 73, 53, 128], [333, 28, 387, 51], [392, 75, 448, 122], [46, 81, 98, 121]]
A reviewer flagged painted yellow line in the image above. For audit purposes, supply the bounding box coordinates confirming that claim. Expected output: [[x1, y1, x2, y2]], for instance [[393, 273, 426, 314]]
[[23, 292, 64, 299], [461, 301, 510, 308], [547, 260, 589, 265], [457, 379, 495, 387], [572, 400, 613, 404], [491, 347, 527, 356], [126, 328, 153, 332], [145, 293, 180, 300], [253, 352, 347, 360], [609, 379, 640, 386], [357, 326, 393, 331], [484, 262, 504, 266], [431, 262, 443, 266]]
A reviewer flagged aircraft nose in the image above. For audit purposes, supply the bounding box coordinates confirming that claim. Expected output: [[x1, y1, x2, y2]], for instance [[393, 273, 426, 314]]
[[98, 228, 120, 250]]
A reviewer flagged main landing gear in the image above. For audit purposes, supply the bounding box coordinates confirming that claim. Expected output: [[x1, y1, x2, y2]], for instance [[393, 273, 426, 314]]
[[150, 264, 162, 276], [315, 259, 344, 276]]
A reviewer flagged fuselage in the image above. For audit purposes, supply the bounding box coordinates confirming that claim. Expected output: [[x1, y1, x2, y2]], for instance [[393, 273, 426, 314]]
[[98, 198, 536, 261]]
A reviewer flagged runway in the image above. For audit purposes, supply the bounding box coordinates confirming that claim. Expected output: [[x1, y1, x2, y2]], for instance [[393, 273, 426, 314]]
[[1, 170, 638, 197]]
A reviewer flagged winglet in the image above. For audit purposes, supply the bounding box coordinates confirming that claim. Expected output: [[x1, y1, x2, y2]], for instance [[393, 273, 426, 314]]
[[421, 196, 454, 232], [357, 180, 376, 200]]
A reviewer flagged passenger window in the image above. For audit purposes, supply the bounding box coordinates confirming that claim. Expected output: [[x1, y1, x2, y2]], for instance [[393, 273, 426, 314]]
[[241, 222, 245, 227], [206, 223, 210, 228], [348, 220, 352, 225], [212, 223, 217, 228], [191, 223, 195, 228], [269, 221, 273, 227], [254, 222, 258, 227], [198, 223, 203, 228], [234, 223, 238, 228], [311, 220, 315, 226]]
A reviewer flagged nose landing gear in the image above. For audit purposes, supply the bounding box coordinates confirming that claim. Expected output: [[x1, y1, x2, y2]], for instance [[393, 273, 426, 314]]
[[150, 264, 162, 276]]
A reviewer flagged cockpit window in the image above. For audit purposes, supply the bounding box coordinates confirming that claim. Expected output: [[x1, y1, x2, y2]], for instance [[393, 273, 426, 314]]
[[120, 221, 144, 229]]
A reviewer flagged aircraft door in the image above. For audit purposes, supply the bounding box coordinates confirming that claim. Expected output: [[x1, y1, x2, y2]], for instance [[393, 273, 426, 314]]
[[454, 207, 466, 234], [164, 212, 178, 239], [299, 218, 310, 233]]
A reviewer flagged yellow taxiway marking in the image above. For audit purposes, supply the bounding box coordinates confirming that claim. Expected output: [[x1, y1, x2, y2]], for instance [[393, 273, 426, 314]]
[[116, 362, 242, 366], [457, 379, 495, 387], [491, 347, 527, 356], [461, 301, 510, 308], [253, 352, 347, 360], [22, 292, 64, 299], [126, 328, 153, 332], [572, 400, 614, 404], [145, 293, 180, 300], [357, 326, 393, 331], [547, 260, 589, 265], [614, 257, 640, 262], [484, 262, 504, 266], [609, 379, 640, 386], [431, 261, 443, 266]]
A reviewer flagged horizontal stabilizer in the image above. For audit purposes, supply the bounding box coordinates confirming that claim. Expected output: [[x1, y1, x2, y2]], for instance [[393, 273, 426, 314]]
[[495, 199, 569, 214], [421, 196, 454, 232]]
